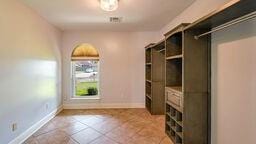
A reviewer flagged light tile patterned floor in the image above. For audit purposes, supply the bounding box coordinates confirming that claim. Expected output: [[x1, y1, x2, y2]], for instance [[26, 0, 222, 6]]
[[24, 109, 173, 144]]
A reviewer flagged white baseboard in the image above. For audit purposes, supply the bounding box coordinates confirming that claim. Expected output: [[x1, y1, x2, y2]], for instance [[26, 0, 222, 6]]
[[9, 105, 63, 144], [63, 103, 145, 109]]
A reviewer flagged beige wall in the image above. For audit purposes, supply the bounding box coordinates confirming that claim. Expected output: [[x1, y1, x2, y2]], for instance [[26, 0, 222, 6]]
[[61, 31, 156, 108], [0, 0, 62, 143]]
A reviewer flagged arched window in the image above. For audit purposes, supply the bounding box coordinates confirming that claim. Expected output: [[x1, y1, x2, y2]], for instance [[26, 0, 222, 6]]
[[71, 44, 100, 98]]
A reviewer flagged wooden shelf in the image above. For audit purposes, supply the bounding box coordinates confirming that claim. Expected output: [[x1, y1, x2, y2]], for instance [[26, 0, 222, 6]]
[[171, 126, 176, 131], [146, 94, 152, 100], [146, 48, 152, 63], [166, 131, 175, 142], [166, 121, 172, 127], [146, 64, 151, 81], [166, 32, 183, 57], [157, 49, 165, 53], [166, 131, 171, 137], [166, 58, 182, 88], [166, 86, 182, 93], [146, 96, 152, 113], [176, 132, 183, 139], [166, 100, 183, 113], [167, 113, 183, 127], [146, 63, 152, 65], [166, 54, 183, 60], [166, 120, 183, 142], [146, 80, 152, 83]]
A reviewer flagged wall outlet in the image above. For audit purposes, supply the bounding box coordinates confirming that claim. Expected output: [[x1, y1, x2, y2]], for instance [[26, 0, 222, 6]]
[[12, 123, 17, 132]]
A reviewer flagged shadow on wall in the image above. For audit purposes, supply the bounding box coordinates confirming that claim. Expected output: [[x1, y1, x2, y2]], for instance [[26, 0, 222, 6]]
[[211, 18, 256, 144]]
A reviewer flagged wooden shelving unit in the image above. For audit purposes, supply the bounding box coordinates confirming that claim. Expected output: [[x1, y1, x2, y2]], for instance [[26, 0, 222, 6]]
[[165, 29, 184, 143], [165, 22, 210, 144], [145, 40, 165, 115]]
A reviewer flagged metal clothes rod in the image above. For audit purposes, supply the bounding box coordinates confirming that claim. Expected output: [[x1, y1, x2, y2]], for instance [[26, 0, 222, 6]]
[[194, 11, 256, 40]]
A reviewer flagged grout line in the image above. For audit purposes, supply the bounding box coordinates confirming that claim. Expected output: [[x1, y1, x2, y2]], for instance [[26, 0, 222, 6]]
[[158, 136, 166, 144], [70, 136, 81, 144]]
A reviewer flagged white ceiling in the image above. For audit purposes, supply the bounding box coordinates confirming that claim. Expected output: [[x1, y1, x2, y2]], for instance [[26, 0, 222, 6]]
[[20, 0, 195, 31]]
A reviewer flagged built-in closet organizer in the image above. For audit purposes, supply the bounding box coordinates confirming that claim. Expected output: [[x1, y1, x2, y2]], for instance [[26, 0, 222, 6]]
[[145, 41, 165, 115], [165, 0, 256, 144], [165, 23, 210, 144]]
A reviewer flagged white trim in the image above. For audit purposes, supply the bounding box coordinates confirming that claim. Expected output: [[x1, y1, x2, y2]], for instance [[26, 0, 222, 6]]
[[71, 96, 100, 100], [9, 105, 63, 144], [72, 57, 99, 61], [63, 103, 145, 109]]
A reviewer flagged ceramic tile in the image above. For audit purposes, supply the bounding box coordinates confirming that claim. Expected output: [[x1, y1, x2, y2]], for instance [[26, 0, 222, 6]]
[[133, 126, 166, 144], [89, 136, 118, 144], [90, 119, 121, 134], [160, 136, 175, 144], [71, 128, 102, 144], [72, 115, 95, 121], [32, 122, 57, 137], [30, 130, 78, 144], [59, 122, 88, 135], [79, 116, 105, 126], [105, 131, 132, 144], [130, 135, 160, 144]]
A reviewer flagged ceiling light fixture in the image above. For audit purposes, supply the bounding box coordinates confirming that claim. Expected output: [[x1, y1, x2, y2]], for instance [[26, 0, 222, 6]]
[[100, 0, 119, 11]]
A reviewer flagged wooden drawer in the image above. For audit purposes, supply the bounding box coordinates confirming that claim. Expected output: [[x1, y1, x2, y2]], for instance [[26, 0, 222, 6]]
[[166, 88, 183, 107], [167, 92, 181, 106]]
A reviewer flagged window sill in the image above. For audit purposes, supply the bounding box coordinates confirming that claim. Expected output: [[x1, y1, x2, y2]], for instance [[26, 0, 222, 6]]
[[71, 96, 100, 100]]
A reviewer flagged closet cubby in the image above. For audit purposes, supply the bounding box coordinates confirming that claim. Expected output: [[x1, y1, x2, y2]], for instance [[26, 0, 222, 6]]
[[166, 103, 184, 144], [146, 48, 152, 63], [146, 81, 151, 98], [176, 135, 183, 144], [146, 65, 151, 81], [166, 58, 182, 90], [166, 32, 182, 58], [146, 96, 152, 112]]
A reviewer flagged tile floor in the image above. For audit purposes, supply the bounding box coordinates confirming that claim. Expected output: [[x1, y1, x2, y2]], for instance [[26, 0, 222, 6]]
[[24, 109, 173, 144]]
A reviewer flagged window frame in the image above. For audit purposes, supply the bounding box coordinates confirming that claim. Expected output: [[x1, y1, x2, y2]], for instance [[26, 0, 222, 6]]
[[71, 59, 100, 100]]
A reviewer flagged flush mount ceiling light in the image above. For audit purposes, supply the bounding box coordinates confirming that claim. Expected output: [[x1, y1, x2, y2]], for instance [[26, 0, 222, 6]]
[[100, 0, 119, 11]]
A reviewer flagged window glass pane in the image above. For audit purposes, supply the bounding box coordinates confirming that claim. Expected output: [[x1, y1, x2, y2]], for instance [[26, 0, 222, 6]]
[[74, 61, 99, 96]]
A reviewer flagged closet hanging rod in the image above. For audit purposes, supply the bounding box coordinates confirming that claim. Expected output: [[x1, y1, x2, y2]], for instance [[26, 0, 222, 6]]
[[194, 11, 256, 40]]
